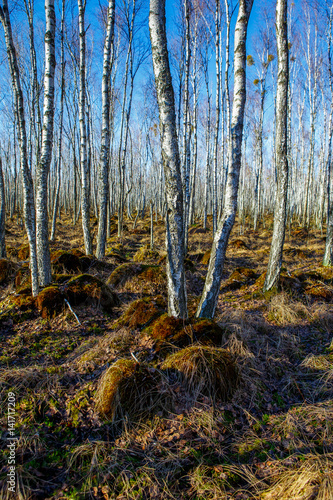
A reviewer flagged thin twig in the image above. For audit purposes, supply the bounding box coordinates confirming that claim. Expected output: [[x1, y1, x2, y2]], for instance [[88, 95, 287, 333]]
[[64, 299, 81, 325]]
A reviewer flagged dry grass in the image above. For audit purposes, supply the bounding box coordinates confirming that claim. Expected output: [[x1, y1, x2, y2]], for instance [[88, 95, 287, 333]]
[[95, 359, 170, 423], [268, 292, 308, 326], [161, 345, 239, 403], [259, 453, 333, 500]]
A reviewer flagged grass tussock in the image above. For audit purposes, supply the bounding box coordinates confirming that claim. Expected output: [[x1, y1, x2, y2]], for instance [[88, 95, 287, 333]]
[[259, 453, 333, 500], [268, 292, 308, 326], [95, 359, 168, 423], [161, 345, 239, 402]]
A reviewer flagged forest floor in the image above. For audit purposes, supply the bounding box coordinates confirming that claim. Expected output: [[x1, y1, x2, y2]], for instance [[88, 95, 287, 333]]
[[0, 214, 332, 499]]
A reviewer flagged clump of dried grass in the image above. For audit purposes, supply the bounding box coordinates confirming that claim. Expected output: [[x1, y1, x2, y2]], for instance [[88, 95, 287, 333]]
[[268, 292, 308, 326], [161, 345, 239, 402], [259, 453, 333, 500], [95, 358, 169, 423]]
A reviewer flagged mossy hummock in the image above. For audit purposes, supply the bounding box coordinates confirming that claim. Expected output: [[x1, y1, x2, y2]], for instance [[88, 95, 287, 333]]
[[145, 314, 227, 352], [36, 286, 64, 319], [51, 250, 81, 273], [96, 358, 165, 422], [115, 295, 166, 330], [64, 274, 119, 311]]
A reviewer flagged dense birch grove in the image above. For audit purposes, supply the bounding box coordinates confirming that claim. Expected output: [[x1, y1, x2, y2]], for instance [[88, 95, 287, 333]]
[[0, 0, 332, 314]]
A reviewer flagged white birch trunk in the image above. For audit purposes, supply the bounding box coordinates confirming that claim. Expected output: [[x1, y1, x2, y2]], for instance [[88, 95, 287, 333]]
[[149, 0, 187, 318], [263, 0, 289, 291], [0, 156, 6, 258], [0, 0, 39, 296], [78, 0, 93, 255], [96, 0, 115, 259], [35, 0, 56, 287], [196, 0, 254, 319], [50, 0, 65, 242]]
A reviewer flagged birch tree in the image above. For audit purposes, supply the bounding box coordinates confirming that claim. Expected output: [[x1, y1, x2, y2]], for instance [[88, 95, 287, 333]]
[[196, 0, 254, 319], [78, 0, 93, 255], [0, 156, 5, 258], [96, 0, 115, 259], [35, 0, 56, 287], [50, 0, 66, 242], [263, 0, 289, 291], [324, 4, 333, 267], [0, 0, 39, 296], [149, 0, 187, 318]]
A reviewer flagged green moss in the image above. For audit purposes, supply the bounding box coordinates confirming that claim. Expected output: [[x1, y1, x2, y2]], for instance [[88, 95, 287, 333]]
[[36, 286, 64, 319], [51, 250, 81, 273], [133, 245, 159, 262], [96, 359, 165, 423], [65, 274, 119, 312], [115, 295, 166, 330]]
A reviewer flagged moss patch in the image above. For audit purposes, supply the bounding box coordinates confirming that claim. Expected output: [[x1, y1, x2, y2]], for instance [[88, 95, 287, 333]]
[[64, 274, 119, 312], [51, 250, 81, 273], [304, 284, 333, 302], [36, 286, 64, 319], [226, 268, 258, 290], [133, 246, 159, 263], [115, 295, 166, 330], [107, 263, 144, 288], [96, 359, 165, 422], [145, 315, 227, 352]]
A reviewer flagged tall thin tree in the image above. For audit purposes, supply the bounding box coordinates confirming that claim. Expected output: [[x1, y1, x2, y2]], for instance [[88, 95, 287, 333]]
[[263, 0, 289, 291], [0, 0, 39, 296], [96, 0, 116, 259], [35, 0, 56, 287], [78, 0, 93, 255], [149, 0, 187, 318], [196, 0, 254, 319]]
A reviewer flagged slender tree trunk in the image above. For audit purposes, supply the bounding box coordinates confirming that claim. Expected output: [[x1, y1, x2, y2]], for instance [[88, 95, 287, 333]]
[[35, 0, 56, 287], [78, 0, 92, 255], [0, 0, 39, 296], [0, 157, 6, 258], [96, 0, 115, 259], [212, 0, 220, 235], [324, 6, 333, 267], [196, 0, 254, 319], [149, 0, 187, 318], [150, 200, 154, 250], [263, 0, 289, 291], [51, 0, 65, 242], [182, 0, 191, 252]]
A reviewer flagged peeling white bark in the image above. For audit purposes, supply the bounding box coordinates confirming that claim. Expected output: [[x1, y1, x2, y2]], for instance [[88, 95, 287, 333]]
[[263, 0, 289, 291], [0, 0, 39, 296], [149, 0, 187, 318], [78, 0, 93, 255], [196, 0, 254, 319], [36, 0, 56, 287], [96, 0, 115, 259]]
